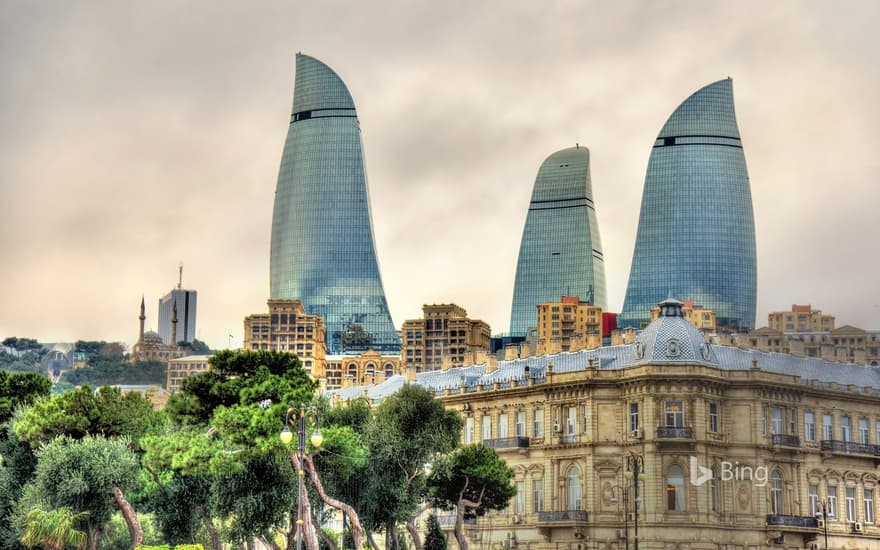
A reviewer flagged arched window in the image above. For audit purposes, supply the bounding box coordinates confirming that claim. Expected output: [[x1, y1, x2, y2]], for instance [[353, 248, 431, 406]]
[[567, 465, 582, 510], [384, 363, 395, 377], [770, 470, 784, 515], [666, 465, 685, 511]]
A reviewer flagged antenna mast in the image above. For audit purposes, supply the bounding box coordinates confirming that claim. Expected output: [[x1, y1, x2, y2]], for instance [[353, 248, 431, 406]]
[[178, 263, 183, 289]]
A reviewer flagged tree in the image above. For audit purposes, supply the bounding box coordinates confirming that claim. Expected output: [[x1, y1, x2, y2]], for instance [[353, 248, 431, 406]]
[[26, 436, 141, 550], [20, 506, 89, 550], [176, 340, 211, 354], [428, 445, 515, 550], [0, 371, 51, 423], [422, 515, 446, 550]]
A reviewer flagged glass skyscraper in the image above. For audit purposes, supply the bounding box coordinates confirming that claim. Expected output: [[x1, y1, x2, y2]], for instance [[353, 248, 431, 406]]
[[270, 53, 400, 354], [620, 79, 757, 331], [509, 146, 607, 337]]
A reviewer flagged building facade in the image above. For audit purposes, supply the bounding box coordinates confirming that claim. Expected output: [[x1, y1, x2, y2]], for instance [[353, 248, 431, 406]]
[[650, 299, 717, 333], [243, 299, 327, 377], [269, 53, 399, 355], [732, 325, 880, 366], [510, 146, 607, 337], [401, 304, 491, 373], [535, 296, 603, 353], [331, 299, 880, 549], [158, 288, 198, 345], [166, 354, 212, 394], [768, 304, 835, 333], [620, 79, 757, 332], [323, 349, 404, 390]]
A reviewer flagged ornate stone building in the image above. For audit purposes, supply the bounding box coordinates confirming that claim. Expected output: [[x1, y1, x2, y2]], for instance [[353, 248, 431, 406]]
[[330, 298, 880, 550], [131, 296, 186, 363], [401, 303, 491, 373]]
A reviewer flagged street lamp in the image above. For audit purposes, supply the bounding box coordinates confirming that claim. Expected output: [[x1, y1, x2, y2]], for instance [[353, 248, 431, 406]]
[[623, 453, 646, 550], [815, 499, 829, 550], [281, 404, 323, 550], [608, 485, 629, 550]]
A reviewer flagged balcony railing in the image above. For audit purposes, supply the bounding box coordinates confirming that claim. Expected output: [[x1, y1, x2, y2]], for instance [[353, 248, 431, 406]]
[[558, 434, 579, 445], [771, 434, 801, 448], [483, 437, 530, 450], [537, 510, 589, 523], [766, 514, 819, 529], [656, 426, 694, 439], [820, 440, 877, 456]]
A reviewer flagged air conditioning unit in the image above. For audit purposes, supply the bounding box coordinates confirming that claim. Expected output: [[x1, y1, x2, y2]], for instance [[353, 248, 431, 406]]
[[631, 428, 643, 439], [817, 519, 825, 529], [511, 515, 521, 524], [616, 529, 627, 539], [553, 422, 561, 433], [853, 521, 864, 532]]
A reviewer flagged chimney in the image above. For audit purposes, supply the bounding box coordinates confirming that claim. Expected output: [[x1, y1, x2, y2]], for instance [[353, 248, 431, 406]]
[[486, 355, 499, 374], [504, 344, 518, 361]]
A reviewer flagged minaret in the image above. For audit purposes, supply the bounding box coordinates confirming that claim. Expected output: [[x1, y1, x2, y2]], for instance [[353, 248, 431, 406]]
[[171, 300, 179, 347], [139, 295, 146, 342]]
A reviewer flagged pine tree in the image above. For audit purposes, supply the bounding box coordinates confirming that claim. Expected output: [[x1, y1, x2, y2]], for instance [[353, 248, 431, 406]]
[[423, 514, 447, 550]]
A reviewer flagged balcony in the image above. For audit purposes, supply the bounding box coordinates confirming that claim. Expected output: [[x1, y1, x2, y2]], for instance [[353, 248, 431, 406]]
[[483, 437, 530, 450], [820, 440, 877, 456], [771, 434, 801, 448], [537, 510, 589, 524], [558, 434, 579, 445], [766, 514, 819, 529], [656, 426, 694, 439]]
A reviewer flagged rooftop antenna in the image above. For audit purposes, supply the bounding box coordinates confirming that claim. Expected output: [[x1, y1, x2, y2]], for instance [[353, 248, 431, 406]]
[[178, 263, 183, 289]]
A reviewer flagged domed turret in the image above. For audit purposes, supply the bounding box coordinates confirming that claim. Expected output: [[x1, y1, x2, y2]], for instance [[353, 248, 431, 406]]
[[631, 297, 717, 365]]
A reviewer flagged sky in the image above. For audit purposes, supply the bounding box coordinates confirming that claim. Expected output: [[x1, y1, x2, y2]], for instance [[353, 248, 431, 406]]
[[2, 1, 879, 350]]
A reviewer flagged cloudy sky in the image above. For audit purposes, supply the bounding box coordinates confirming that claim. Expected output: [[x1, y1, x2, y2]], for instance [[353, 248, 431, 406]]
[[2, 1, 878, 349]]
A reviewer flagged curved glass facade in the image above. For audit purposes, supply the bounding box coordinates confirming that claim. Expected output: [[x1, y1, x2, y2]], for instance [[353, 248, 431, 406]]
[[509, 146, 607, 336], [620, 79, 756, 331], [270, 54, 399, 354]]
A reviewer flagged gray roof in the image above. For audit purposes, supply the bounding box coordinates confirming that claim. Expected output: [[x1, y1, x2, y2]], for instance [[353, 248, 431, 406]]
[[326, 309, 880, 402]]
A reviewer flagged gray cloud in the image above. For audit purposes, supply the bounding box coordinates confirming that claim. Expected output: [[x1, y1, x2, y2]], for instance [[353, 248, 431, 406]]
[[1, 0, 878, 348]]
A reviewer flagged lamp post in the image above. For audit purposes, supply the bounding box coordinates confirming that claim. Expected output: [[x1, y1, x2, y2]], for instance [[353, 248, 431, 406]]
[[281, 404, 323, 550], [623, 453, 645, 550], [816, 499, 829, 550], [609, 485, 629, 550]]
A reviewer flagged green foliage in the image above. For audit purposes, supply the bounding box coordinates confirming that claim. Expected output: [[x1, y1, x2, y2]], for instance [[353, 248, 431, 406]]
[[141, 428, 237, 476], [135, 545, 203, 550], [3, 338, 43, 353], [28, 436, 140, 539], [20, 505, 89, 550], [142, 474, 212, 546], [165, 350, 316, 426], [175, 340, 211, 354], [0, 430, 38, 550], [0, 371, 51, 423], [322, 398, 371, 433], [0, 351, 46, 377], [98, 512, 163, 550], [13, 386, 161, 445], [60, 360, 167, 388], [428, 444, 516, 517], [423, 514, 447, 550]]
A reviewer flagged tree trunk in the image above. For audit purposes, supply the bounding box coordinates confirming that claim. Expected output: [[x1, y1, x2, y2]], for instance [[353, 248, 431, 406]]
[[312, 509, 337, 550], [405, 499, 434, 550], [302, 455, 365, 550], [257, 534, 283, 550], [196, 505, 222, 550], [365, 530, 381, 550], [111, 487, 142, 549], [453, 505, 468, 550], [290, 455, 320, 550]]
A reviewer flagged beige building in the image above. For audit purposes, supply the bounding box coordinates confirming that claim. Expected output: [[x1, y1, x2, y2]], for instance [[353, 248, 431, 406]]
[[323, 349, 404, 390], [131, 296, 187, 364], [535, 296, 603, 353], [331, 298, 880, 550], [401, 304, 491, 373], [651, 299, 717, 332], [167, 354, 212, 394], [243, 299, 327, 377], [769, 304, 835, 333]]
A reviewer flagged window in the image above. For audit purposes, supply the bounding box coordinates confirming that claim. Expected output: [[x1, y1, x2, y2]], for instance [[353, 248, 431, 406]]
[[710, 468, 719, 512], [761, 405, 767, 435], [567, 466, 582, 510], [666, 465, 685, 511], [665, 401, 684, 427], [533, 409, 544, 437], [481, 415, 491, 440], [464, 417, 474, 444], [846, 487, 856, 522], [709, 403, 719, 433], [630, 402, 640, 432], [499, 414, 509, 438], [566, 406, 577, 435], [771, 407, 784, 435], [532, 478, 544, 512], [828, 486, 838, 518], [515, 481, 525, 514], [841, 416, 851, 442], [866, 489, 874, 524], [789, 408, 797, 434], [823, 414, 834, 440], [770, 470, 784, 515], [860, 417, 870, 444], [805, 412, 816, 441], [515, 411, 526, 437], [809, 485, 819, 517]]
